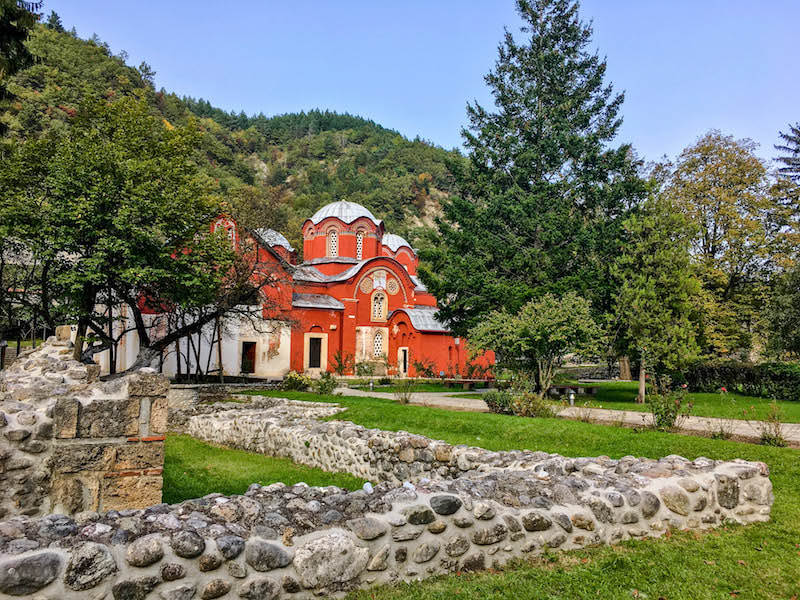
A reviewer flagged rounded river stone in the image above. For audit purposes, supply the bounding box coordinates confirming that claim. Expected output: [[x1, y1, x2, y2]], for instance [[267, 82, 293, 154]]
[[430, 495, 462, 515], [245, 540, 292, 572], [64, 542, 117, 591]]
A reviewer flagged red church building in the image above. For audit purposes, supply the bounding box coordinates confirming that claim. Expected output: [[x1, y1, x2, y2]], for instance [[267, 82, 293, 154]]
[[98, 200, 493, 380]]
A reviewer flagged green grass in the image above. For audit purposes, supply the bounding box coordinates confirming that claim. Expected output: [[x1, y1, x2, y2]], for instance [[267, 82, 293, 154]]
[[162, 434, 366, 504], [446, 392, 486, 399], [244, 390, 800, 600], [576, 381, 800, 422]]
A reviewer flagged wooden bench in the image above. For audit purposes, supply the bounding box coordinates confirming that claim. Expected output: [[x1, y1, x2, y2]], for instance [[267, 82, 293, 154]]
[[441, 379, 494, 391]]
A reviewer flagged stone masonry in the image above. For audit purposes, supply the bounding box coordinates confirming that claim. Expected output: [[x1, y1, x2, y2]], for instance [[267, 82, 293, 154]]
[[0, 333, 167, 518], [0, 390, 774, 599]]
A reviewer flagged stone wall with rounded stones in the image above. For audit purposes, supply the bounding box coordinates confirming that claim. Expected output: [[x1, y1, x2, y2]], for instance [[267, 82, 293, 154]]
[[0, 336, 168, 519], [0, 397, 773, 599], [0, 453, 774, 600]]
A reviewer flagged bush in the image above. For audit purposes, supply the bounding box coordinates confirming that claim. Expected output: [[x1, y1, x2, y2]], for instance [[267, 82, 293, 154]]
[[313, 371, 338, 395], [748, 402, 788, 447], [683, 361, 800, 402], [484, 389, 555, 418], [354, 361, 375, 378], [392, 379, 415, 405], [411, 356, 437, 378], [484, 390, 515, 415], [378, 377, 392, 386], [282, 370, 313, 391], [512, 392, 557, 418], [646, 378, 693, 431]]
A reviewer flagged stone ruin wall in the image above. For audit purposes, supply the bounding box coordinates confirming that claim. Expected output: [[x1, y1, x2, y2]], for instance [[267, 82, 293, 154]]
[[0, 336, 168, 519], [0, 344, 775, 599]]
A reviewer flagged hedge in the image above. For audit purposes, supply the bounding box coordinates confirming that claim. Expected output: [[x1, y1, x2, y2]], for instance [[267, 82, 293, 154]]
[[682, 361, 800, 402]]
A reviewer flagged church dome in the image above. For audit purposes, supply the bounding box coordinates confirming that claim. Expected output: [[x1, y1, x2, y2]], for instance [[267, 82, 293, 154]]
[[382, 233, 412, 253], [309, 200, 381, 226]]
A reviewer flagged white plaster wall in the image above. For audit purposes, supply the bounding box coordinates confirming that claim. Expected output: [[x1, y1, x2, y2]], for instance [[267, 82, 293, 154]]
[[88, 308, 290, 378]]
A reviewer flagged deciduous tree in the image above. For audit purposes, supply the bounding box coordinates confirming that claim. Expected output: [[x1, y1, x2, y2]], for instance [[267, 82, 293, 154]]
[[468, 292, 600, 395], [0, 95, 288, 369], [662, 130, 797, 357]]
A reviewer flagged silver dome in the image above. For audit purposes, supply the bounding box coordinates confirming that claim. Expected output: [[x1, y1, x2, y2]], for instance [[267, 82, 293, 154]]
[[382, 233, 412, 253], [309, 200, 381, 226]]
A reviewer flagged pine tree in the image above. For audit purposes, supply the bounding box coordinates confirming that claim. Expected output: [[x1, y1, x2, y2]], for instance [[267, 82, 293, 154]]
[[776, 123, 800, 181], [613, 197, 700, 401], [0, 0, 41, 99], [45, 10, 65, 32], [419, 0, 645, 335]]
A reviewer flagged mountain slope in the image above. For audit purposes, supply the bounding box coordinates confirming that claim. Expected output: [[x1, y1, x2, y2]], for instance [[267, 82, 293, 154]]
[[0, 25, 463, 254]]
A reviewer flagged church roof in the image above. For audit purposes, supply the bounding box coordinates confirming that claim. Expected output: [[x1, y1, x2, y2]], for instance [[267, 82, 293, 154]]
[[255, 228, 294, 252], [382, 233, 412, 253], [392, 307, 450, 333], [309, 200, 381, 226], [410, 275, 428, 292], [292, 293, 344, 310]]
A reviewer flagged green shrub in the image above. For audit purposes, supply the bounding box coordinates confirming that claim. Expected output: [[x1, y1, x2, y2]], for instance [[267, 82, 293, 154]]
[[751, 402, 788, 447], [484, 389, 555, 418], [646, 377, 693, 431], [378, 376, 392, 386], [392, 379, 416, 405], [313, 371, 338, 395], [484, 390, 515, 415], [682, 361, 800, 402], [283, 370, 313, 391], [512, 392, 557, 418], [354, 361, 375, 378]]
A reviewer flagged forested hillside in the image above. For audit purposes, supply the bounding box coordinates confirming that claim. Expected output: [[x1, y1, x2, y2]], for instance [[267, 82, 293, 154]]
[[0, 23, 462, 253]]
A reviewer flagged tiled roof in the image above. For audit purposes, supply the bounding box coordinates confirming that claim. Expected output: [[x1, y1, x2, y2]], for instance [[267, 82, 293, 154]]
[[292, 293, 345, 310], [410, 276, 428, 292], [255, 228, 294, 252], [391, 308, 449, 333]]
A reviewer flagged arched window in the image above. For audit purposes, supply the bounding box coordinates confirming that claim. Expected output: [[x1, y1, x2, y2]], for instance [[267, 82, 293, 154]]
[[372, 292, 386, 320], [356, 231, 364, 260], [373, 331, 383, 357], [327, 230, 338, 257]]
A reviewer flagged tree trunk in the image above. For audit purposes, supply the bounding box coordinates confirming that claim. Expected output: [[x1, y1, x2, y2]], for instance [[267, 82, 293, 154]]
[[619, 356, 632, 381], [636, 358, 646, 404], [216, 317, 224, 384], [72, 319, 87, 361], [127, 346, 161, 372]]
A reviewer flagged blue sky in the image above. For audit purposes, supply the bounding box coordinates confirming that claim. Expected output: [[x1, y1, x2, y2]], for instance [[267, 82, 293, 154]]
[[52, 1, 796, 163]]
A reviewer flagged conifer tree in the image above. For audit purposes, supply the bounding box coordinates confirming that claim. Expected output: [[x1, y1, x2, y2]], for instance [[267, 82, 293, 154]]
[[419, 0, 645, 335], [44, 10, 64, 32], [613, 198, 700, 401], [776, 123, 800, 181], [0, 0, 41, 99]]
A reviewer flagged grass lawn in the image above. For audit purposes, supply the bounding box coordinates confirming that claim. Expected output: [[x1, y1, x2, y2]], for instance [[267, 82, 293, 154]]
[[241, 390, 800, 600], [577, 381, 800, 423], [162, 434, 366, 504]]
